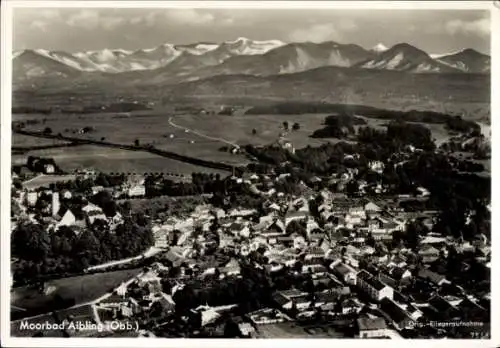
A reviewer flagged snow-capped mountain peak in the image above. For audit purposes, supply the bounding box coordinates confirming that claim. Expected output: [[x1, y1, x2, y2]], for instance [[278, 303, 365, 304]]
[[371, 43, 388, 53], [12, 39, 489, 79], [435, 48, 490, 73], [221, 38, 286, 55], [359, 42, 461, 73]]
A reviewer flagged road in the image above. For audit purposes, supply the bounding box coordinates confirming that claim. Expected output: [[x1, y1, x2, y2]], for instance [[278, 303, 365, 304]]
[[168, 116, 240, 149], [85, 246, 163, 271]]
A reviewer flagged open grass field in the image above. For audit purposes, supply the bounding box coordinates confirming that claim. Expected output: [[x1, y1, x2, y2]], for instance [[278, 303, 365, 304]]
[[170, 113, 333, 149], [12, 107, 482, 175], [13, 112, 248, 166], [12, 145, 231, 176], [12, 134, 71, 147], [11, 268, 142, 319], [22, 174, 78, 190]]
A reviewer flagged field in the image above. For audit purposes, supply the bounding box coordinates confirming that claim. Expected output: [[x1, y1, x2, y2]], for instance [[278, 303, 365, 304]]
[[22, 174, 77, 190], [13, 112, 248, 165], [13, 134, 71, 147], [11, 144, 231, 176], [12, 107, 478, 175], [11, 268, 142, 320]]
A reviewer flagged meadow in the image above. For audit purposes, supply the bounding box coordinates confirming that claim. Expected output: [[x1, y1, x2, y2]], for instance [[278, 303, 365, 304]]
[[12, 144, 230, 176], [11, 268, 142, 320], [11, 107, 466, 176]]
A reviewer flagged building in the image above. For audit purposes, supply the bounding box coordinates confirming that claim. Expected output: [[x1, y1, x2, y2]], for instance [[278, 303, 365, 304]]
[[357, 317, 388, 338], [418, 246, 440, 263], [43, 164, 55, 174], [331, 262, 357, 285], [284, 210, 308, 227], [417, 269, 449, 287], [238, 322, 255, 337], [55, 209, 76, 230], [428, 296, 461, 321], [380, 298, 414, 330], [52, 192, 60, 217], [389, 266, 412, 282], [377, 272, 398, 289], [127, 184, 145, 197], [26, 191, 38, 206], [82, 202, 103, 214], [356, 270, 394, 301], [87, 211, 108, 225], [364, 201, 382, 213], [272, 290, 310, 311], [249, 308, 289, 325]]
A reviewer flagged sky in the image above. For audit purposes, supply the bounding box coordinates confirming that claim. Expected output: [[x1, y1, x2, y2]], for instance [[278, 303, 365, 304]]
[[13, 8, 491, 55]]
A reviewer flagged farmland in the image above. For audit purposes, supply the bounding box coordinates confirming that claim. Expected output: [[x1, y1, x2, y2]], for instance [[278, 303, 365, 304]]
[[12, 111, 249, 166], [12, 144, 231, 176], [11, 268, 142, 320], [11, 105, 476, 176], [13, 134, 71, 148]]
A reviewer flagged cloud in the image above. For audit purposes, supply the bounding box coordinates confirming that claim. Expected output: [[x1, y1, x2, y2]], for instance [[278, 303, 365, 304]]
[[29, 20, 49, 32], [67, 10, 100, 30], [288, 23, 341, 43], [288, 19, 358, 43], [445, 17, 490, 37], [101, 17, 125, 30], [163, 9, 215, 25], [337, 19, 358, 31], [39, 9, 60, 20], [128, 10, 216, 27]]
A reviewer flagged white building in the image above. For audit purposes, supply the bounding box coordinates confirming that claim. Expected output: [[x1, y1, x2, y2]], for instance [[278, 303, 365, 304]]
[[331, 262, 357, 285], [128, 185, 146, 197], [52, 192, 60, 217], [26, 192, 38, 206], [56, 210, 76, 230], [357, 270, 394, 302]]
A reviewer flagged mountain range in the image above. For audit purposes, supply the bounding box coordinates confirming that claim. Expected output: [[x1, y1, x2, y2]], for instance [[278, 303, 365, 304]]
[[12, 38, 490, 90]]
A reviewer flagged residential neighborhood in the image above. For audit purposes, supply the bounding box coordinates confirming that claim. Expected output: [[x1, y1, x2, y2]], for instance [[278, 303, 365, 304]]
[[10, 151, 491, 339]]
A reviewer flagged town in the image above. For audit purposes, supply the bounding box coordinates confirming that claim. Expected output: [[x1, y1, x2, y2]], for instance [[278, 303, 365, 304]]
[[10, 121, 491, 339]]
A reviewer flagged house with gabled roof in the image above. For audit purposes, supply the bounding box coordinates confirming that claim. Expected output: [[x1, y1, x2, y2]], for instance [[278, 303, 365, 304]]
[[357, 270, 394, 302], [364, 201, 382, 213], [356, 316, 388, 338], [380, 298, 414, 330], [428, 295, 461, 321], [55, 209, 76, 230], [418, 245, 440, 263], [417, 269, 449, 287], [331, 262, 357, 285]]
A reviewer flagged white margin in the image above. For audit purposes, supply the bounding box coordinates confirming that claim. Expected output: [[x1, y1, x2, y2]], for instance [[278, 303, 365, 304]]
[[1, 1, 498, 348]]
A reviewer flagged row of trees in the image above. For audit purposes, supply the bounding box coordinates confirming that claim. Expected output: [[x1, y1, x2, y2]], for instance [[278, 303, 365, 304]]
[[11, 216, 154, 284], [311, 114, 366, 139]]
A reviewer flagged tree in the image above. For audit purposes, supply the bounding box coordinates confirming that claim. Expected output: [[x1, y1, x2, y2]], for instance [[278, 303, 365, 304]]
[[43, 127, 52, 135], [252, 128, 257, 135], [292, 122, 300, 131], [366, 233, 375, 247], [224, 317, 242, 338], [134, 139, 140, 147], [283, 121, 289, 131], [404, 220, 427, 251]]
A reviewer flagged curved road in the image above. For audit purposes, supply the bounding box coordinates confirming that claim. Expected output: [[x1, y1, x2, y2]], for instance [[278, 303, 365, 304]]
[[168, 116, 240, 149]]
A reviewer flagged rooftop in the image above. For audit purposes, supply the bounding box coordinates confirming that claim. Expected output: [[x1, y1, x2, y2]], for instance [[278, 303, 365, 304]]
[[357, 317, 387, 331], [380, 298, 412, 323], [357, 270, 388, 291]]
